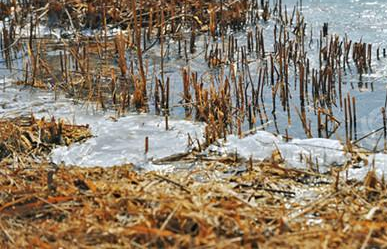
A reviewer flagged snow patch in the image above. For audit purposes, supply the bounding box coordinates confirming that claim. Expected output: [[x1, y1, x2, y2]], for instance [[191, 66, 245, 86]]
[[51, 115, 204, 168], [207, 133, 350, 171]]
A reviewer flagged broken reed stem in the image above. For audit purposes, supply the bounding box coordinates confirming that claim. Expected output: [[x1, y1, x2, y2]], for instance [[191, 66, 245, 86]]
[[131, 0, 147, 102], [182, 67, 192, 118], [155, 78, 160, 115], [344, 96, 348, 144], [382, 107, 387, 152], [317, 109, 322, 138], [166, 77, 170, 115], [347, 94, 353, 141], [145, 136, 149, 154], [352, 96, 357, 140]]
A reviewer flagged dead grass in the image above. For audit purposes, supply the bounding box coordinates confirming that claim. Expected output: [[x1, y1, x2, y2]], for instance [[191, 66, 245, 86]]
[[1, 139, 387, 248], [0, 116, 91, 161]]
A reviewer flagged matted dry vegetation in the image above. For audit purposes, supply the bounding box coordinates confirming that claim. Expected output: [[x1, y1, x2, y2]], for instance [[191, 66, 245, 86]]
[[0, 117, 386, 248], [1, 160, 387, 248], [0, 116, 91, 161]]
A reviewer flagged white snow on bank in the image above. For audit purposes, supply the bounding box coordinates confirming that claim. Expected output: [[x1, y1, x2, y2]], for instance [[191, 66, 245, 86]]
[[207, 131, 281, 161], [207, 132, 350, 171], [51, 115, 203, 168], [207, 131, 387, 180], [283, 138, 349, 169], [348, 153, 387, 181]]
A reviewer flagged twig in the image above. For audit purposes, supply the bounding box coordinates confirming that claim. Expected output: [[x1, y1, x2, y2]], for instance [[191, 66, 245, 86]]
[[154, 174, 191, 194], [0, 221, 15, 244]]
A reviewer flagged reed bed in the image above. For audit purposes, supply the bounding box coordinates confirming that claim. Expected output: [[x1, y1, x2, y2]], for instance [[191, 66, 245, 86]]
[[2, 0, 384, 145]]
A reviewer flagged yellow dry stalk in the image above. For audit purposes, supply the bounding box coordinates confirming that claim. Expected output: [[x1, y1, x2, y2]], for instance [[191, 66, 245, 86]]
[[208, 4, 216, 38], [132, 78, 146, 111], [115, 31, 127, 76]]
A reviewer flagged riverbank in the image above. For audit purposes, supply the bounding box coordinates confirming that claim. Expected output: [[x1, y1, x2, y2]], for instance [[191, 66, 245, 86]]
[[1, 157, 384, 248]]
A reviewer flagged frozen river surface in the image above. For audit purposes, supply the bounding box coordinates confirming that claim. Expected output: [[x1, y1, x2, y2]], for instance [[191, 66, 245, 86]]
[[2, 0, 387, 180]]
